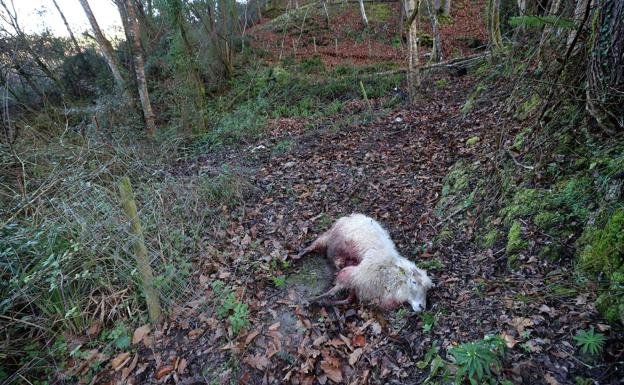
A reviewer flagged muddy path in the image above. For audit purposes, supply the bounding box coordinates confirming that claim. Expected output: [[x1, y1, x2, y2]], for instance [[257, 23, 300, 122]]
[[130, 76, 621, 385]]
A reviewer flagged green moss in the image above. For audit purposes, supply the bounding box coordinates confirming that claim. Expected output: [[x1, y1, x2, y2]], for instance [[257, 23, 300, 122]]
[[514, 94, 541, 120], [510, 127, 535, 152], [579, 209, 624, 323], [533, 211, 563, 230], [365, 3, 392, 22], [435, 78, 449, 88], [580, 209, 624, 275], [500, 188, 546, 224], [506, 221, 527, 255], [435, 227, 454, 246], [539, 243, 565, 261], [466, 136, 480, 146], [481, 229, 499, 249]]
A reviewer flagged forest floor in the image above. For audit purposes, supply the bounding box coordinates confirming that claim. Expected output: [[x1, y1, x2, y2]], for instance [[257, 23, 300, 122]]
[[92, 73, 622, 385], [66, 3, 623, 385]]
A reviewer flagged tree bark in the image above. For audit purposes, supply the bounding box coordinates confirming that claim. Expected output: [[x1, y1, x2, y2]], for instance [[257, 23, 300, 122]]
[[427, 0, 442, 61], [538, 0, 563, 57], [567, 0, 589, 48], [52, 0, 82, 54], [486, 0, 503, 52], [406, 0, 422, 100], [443, 0, 450, 16], [358, 0, 369, 26], [124, 0, 156, 136], [78, 0, 132, 102], [587, 0, 624, 133]]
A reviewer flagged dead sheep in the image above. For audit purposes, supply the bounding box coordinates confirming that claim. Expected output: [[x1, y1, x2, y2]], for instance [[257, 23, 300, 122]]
[[297, 213, 433, 312]]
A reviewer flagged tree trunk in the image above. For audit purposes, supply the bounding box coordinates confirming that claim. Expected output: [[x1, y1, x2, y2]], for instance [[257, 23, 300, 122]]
[[406, 0, 422, 100], [427, 0, 442, 62], [538, 0, 563, 56], [218, 0, 236, 79], [321, 0, 331, 27], [52, 0, 82, 54], [115, 0, 139, 98], [587, 0, 624, 133], [78, 0, 132, 102], [358, 0, 369, 27], [567, 0, 589, 48], [124, 0, 156, 136], [486, 0, 503, 52], [443, 0, 451, 16], [170, 0, 207, 132]]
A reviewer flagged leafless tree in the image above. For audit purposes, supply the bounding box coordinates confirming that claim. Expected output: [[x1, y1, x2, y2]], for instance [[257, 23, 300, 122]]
[[78, 0, 132, 102], [51, 0, 81, 55], [124, 0, 156, 136]]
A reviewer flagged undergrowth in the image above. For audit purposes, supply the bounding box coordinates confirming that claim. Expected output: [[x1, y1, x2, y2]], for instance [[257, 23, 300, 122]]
[[0, 121, 251, 380], [442, 48, 624, 325], [194, 63, 404, 150]]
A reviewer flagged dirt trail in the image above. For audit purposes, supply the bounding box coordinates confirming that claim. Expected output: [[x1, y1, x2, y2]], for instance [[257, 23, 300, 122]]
[[133, 76, 618, 385]]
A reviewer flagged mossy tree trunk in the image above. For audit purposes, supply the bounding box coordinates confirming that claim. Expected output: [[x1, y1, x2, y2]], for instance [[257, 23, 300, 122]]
[[587, 0, 624, 134], [119, 177, 161, 323], [427, 0, 443, 62], [486, 0, 503, 53]]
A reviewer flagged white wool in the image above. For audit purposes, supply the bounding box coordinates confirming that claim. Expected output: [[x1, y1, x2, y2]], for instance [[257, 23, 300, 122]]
[[314, 213, 433, 312]]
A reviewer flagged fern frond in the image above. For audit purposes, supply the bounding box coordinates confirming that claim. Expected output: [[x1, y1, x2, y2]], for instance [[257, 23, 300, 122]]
[[509, 15, 575, 29]]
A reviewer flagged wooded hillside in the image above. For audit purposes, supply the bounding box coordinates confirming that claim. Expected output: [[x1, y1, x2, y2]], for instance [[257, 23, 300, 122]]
[[1, 0, 622, 384]]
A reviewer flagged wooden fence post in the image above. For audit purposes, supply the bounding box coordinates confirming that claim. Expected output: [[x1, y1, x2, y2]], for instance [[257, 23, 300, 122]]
[[119, 176, 162, 323]]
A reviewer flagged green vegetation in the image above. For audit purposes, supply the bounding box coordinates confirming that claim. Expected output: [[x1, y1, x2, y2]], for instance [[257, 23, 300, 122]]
[[416, 336, 509, 385], [450, 336, 507, 385], [579, 209, 624, 323], [420, 312, 437, 333], [573, 327, 606, 355], [466, 136, 480, 146], [211, 280, 250, 335], [506, 221, 526, 255]]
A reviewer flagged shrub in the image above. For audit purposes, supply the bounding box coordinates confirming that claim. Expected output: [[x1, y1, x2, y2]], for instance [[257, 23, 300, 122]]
[[450, 336, 507, 385], [573, 327, 606, 355]]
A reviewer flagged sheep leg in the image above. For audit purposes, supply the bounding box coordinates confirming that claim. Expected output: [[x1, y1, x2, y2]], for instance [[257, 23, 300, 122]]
[[308, 283, 345, 303], [324, 291, 355, 306], [294, 232, 330, 259]]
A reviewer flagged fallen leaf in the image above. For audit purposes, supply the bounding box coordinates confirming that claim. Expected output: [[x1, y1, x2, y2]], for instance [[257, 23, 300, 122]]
[[188, 328, 204, 339], [313, 335, 328, 347], [155, 366, 173, 380], [538, 304, 556, 317], [320, 359, 343, 383], [87, 321, 102, 336], [268, 322, 281, 331], [244, 330, 261, 346], [544, 373, 560, 385], [510, 317, 533, 334], [121, 354, 138, 380], [177, 358, 187, 374], [132, 325, 150, 345], [111, 352, 131, 371], [501, 332, 517, 348], [352, 335, 366, 347], [349, 348, 363, 366], [244, 353, 271, 370], [524, 340, 542, 353]]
